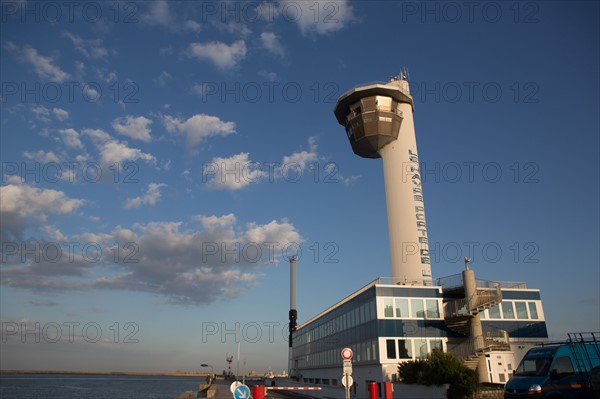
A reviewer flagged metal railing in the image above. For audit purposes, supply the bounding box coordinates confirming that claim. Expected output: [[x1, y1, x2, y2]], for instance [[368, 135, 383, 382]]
[[448, 330, 511, 361], [375, 277, 434, 286], [443, 285, 502, 319], [435, 273, 527, 290], [444, 298, 470, 319], [472, 286, 502, 310]]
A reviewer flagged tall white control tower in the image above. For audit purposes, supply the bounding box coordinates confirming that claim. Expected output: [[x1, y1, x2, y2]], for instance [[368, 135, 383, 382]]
[[334, 72, 432, 285]]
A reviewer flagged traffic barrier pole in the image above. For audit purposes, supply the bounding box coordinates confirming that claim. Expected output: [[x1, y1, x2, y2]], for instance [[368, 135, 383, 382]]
[[384, 382, 393, 399], [253, 385, 265, 399], [369, 382, 378, 399]]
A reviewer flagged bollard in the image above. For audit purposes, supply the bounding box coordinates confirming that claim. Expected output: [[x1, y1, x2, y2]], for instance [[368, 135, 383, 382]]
[[384, 382, 393, 399], [253, 385, 265, 399], [369, 382, 378, 399]]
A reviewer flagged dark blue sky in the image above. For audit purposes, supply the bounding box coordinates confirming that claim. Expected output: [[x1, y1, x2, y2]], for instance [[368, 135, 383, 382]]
[[1, 0, 598, 372]]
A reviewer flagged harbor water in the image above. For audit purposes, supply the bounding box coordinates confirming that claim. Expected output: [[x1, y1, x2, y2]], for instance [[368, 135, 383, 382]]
[[0, 374, 202, 399]]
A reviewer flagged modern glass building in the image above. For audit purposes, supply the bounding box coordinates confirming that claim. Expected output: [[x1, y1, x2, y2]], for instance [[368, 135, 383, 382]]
[[290, 275, 547, 390]]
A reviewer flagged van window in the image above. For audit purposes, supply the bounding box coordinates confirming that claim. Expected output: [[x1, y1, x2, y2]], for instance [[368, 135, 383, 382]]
[[515, 356, 553, 376], [553, 356, 575, 374]]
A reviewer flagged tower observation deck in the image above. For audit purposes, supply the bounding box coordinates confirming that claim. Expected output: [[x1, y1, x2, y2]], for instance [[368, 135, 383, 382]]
[[334, 74, 432, 286]]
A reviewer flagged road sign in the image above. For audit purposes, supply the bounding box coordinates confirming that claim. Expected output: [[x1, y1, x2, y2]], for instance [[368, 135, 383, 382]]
[[341, 347, 353, 360], [233, 384, 251, 399], [230, 381, 242, 393], [343, 359, 352, 375], [342, 375, 354, 387]]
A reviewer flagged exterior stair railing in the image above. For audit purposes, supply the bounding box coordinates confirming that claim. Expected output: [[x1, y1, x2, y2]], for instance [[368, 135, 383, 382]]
[[442, 282, 510, 368], [446, 329, 511, 370]]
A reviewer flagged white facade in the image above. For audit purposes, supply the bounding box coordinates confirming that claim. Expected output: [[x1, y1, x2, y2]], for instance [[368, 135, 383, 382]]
[[290, 278, 548, 390]]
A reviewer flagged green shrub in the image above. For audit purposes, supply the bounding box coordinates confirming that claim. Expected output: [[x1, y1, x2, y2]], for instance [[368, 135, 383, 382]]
[[397, 350, 478, 399]]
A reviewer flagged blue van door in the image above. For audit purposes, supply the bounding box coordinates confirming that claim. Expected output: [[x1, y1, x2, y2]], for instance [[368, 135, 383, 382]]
[[544, 355, 590, 399]]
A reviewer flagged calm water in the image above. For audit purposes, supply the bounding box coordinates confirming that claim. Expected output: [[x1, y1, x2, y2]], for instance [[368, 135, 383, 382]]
[[0, 374, 201, 399]]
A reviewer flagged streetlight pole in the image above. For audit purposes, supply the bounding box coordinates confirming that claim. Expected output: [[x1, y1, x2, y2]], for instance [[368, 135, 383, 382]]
[[200, 363, 213, 379]]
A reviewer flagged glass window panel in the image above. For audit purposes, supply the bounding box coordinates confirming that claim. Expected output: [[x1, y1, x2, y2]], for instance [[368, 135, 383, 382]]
[[501, 302, 515, 319], [376, 96, 393, 111], [395, 298, 409, 318], [358, 342, 364, 362], [370, 301, 377, 321], [372, 341, 378, 361], [430, 339, 443, 352], [480, 309, 488, 319], [426, 299, 440, 318], [411, 299, 425, 318], [515, 302, 528, 319], [415, 339, 428, 358], [398, 339, 412, 359], [488, 304, 501, 319], [384, 298, 394, 317], [386, 339, 396, 359], [528, 302, 539, 319]]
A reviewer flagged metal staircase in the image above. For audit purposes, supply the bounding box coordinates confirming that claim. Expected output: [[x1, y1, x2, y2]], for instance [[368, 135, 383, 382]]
[[444, 285, 502, 336], [446, 329, 512, 370], [441, 280, 511, 369]]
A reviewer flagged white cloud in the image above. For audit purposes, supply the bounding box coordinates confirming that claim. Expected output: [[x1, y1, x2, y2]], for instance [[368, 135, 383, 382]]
[[204, 152, 261, 191], [22, 150, 60, 163], [100, 215, 300, 303], [141, 0, 173, 26], [31, 105, 51, 123], [187, 40, 247, 70], [1, 212, 303, 304], [98, 141, 155, 166], [124, 183, 166, 209], [83, 85, 99, 101], [41, 225, 68, 241], [31, 105, 69, 124], [83, 128, 156, 166], [280, 0, 355, 35], [213, 21, 252, 37], [5, 42, 70, 82], [258, 70, 278, 82], [191, 83, 210, 97], [242, 219, 301, 249], [0, 184, 83, 219], [159, 45, 174, 56], [203, 137, 321, 190], [95, 68, 118, 83], [163, 114, 235, 150], [111, 115, 153, 142], [260, 32, 285, 57], [0, 183, 84, 242], [59, 128, 83, 149], [52, 108, 69, 121], [324, 163, 361, 186], [155, 71, 173, 87], [281, 136, 319, 171], [62, 31, 109, 59], [184, 20, 202, 32]]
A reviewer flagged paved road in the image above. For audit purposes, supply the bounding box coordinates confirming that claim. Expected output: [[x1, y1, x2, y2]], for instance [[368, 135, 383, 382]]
[[192, 380, 504, 399], [208, 380, 317, 399]]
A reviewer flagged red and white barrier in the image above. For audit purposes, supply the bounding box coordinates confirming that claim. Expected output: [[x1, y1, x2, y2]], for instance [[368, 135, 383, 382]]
[[268, 387, 322, 391]]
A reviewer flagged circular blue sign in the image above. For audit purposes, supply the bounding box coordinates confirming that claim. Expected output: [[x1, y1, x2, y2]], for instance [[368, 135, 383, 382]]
[[233, 384, 251, 399]]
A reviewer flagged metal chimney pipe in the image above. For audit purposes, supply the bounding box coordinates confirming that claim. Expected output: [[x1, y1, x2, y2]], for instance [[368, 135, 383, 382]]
[[289, 256, 297, 348]]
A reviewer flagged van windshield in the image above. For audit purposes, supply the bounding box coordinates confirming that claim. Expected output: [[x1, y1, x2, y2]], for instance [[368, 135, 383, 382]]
[[515, 356, 553, 376]]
